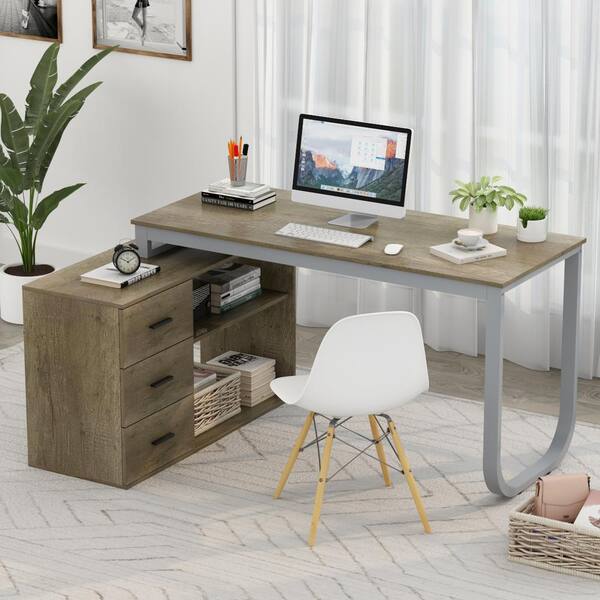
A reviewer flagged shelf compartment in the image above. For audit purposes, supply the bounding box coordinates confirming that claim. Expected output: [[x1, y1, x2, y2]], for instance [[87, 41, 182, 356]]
[[193, 289, 288, 341]]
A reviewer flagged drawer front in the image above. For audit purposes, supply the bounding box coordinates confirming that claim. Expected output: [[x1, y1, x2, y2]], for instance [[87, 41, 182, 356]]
[[120, 281, 192, 367], [121, 338, 193, 427], [123, 394, 194, 485]]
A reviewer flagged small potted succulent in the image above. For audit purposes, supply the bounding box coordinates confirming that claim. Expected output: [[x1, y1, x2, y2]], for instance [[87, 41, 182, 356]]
[[449, 176, 527, 234], [0, 43, 114, 324], [517, 206, 549, 243]]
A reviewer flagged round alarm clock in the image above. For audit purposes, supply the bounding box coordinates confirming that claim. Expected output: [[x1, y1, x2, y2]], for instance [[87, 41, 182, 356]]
[[112, 242, 141, 275]]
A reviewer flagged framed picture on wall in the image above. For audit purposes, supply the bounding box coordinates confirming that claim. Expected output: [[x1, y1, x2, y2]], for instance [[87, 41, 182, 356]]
[[92, 0, 192, 61], [0, 0, 62, 43]]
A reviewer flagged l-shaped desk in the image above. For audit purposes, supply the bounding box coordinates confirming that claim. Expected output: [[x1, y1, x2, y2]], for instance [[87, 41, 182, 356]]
[[133, 189, 585, 498]]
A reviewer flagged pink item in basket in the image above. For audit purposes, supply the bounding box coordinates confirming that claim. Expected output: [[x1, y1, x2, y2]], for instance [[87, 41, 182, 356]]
[[534, 473, 590, 523]]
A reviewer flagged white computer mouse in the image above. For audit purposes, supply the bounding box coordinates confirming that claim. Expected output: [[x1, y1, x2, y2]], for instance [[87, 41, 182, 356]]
[[384, 243, 404, 256]]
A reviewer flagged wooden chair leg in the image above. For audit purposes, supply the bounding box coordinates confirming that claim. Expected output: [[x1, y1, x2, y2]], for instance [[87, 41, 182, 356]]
[[273, 411, 315, 499], [369, 415, 392, 487], [388, 418, 432, 534], [308, 422, 336, 547]]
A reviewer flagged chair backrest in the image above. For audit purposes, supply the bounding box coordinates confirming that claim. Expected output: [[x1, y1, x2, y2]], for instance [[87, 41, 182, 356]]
[[299, 311, 429, 417]]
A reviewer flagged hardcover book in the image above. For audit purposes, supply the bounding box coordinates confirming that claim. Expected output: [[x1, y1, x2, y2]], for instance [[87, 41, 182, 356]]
[[204, 263, 261, 293], [211, 279, 261, 307], [210, 289, 262, 314], [207, 351, 275, 375], [208, 179, 272, 198], [81, 263, 160, 288], [201, 190, 276, 203], [201, 196, 277, 211], [430, 242, 507, 265]]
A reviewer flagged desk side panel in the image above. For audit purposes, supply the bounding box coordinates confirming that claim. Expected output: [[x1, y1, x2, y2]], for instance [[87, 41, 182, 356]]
[[24, 289, 123, 485]]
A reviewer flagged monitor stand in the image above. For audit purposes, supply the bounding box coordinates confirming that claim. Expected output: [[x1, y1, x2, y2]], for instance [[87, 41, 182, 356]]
[[328, 213, 378, 229]]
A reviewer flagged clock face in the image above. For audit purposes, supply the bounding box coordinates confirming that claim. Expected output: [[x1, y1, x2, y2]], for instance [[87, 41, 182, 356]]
[[116, 249, 140, 274]]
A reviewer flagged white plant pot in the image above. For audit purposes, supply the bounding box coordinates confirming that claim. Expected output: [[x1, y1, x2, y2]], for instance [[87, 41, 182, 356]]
[[0, 264, 54, 325], [468, 206, 498, 235], [517, 217, 547, 243]]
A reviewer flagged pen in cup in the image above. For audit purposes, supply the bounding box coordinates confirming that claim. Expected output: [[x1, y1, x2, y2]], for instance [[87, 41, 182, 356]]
[[227, 137, 249, 186]]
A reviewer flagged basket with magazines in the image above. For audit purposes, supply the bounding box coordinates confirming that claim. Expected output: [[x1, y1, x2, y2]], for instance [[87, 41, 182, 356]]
[[193, 364, 241, 436]]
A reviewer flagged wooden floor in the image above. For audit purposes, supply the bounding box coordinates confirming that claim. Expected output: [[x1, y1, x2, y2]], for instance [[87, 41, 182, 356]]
[[3, 322, 600, 424], [297, 326, 600, 426]]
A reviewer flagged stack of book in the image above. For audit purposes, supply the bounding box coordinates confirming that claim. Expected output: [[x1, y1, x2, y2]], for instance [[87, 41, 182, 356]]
[[201, 179, 276, 211], [204, 262, 262, 315], [207, 351, 276, 407]]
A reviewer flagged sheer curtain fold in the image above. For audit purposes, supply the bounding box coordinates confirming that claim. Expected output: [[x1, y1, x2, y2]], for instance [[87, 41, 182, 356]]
[[236, 0, 600, 378]]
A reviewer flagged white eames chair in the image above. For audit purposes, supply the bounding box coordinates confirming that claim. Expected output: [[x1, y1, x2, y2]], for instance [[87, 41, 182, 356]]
[[271, 311, 432, 546]]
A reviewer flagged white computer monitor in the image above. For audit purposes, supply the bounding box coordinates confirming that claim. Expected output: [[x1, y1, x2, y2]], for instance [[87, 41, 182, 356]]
[[292, 114, 412, 228]]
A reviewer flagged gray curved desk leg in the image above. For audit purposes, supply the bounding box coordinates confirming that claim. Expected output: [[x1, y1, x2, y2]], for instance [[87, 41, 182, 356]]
[[483, 249, 582, 497]]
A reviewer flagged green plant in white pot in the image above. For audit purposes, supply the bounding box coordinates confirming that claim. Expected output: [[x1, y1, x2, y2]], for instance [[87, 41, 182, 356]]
[[449, 176, 526, 235], [517, 206, 549, 243], [0, 43, 114, 324]]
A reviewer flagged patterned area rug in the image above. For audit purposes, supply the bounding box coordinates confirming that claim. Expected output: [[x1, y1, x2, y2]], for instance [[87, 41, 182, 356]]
[[1, 343, 599, 599]]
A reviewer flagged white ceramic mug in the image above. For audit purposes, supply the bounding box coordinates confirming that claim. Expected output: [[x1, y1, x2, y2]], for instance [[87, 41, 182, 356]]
[[457, 228, 483, 247]]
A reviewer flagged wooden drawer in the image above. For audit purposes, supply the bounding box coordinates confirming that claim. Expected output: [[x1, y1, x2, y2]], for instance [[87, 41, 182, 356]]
[[121, 338, 193, 427], [120, 281, 192, 367], [123, 394, 194, 485]]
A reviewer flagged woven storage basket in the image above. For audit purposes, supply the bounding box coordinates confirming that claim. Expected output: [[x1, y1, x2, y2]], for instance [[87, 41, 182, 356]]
[[193, 363, 241, 436], [508, 496, 600, 580]]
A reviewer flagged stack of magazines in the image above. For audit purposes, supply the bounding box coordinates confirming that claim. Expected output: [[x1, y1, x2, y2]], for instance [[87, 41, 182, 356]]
[[203, 262, 262, 315], [207, 351, 276, 407], [201, 179, 276, 211]]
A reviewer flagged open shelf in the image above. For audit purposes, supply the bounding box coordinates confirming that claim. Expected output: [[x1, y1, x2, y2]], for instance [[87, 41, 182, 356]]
[[193, 289, 288, 341]]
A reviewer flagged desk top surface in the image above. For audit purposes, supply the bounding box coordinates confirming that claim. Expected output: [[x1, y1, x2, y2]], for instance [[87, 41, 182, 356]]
[[132, 190, 585, 289]]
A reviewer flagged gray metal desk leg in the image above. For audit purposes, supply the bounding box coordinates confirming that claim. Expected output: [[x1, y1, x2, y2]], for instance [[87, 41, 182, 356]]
[[483, 249, 582, 497]]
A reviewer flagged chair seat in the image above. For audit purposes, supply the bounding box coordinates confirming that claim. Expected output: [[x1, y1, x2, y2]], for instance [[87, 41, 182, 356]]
[[270, 375, 309, 406]]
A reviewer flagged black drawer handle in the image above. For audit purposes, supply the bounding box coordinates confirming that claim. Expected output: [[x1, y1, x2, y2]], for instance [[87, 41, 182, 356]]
[[151, 432, 175, 446], [150, 375, 174, 389], [149, 317, 173, 330]]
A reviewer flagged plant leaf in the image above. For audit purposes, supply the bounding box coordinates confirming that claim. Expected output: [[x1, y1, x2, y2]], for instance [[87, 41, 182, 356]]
[[0, 94, 29, 173], [25, 82, 101, 191], [0, 166, 24, 194], [31, 183, 85, 229], [1, 194, 28, 227], [49, 46, 116, 110], [0, 213, 8, 224], [0, 183, 14, 209], [480, 175, 490, 188], [459, 197, 470, 211], [0, 145, 9, 168], [36, 112, 75, 192], [25, 43, 60, 137]]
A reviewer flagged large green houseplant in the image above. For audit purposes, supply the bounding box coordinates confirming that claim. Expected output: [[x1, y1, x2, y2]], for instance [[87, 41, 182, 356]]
[[0, 43, 114, 323]]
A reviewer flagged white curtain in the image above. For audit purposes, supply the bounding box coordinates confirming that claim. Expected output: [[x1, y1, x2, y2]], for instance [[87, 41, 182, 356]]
[[235, 0, 600, 378]]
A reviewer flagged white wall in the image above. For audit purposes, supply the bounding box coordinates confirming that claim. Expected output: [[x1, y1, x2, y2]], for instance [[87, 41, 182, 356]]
[[0, 0, 235, 266]]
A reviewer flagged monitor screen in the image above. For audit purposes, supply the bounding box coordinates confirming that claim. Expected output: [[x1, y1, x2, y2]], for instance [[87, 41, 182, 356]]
[[293, 115, 411, 208]]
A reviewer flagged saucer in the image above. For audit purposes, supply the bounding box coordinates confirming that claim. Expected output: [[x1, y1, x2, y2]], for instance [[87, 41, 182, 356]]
[[452, 238, 488, 251]]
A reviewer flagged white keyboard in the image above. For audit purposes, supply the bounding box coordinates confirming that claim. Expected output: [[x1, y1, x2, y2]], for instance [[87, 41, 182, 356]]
[[276, 223, 373, 248]]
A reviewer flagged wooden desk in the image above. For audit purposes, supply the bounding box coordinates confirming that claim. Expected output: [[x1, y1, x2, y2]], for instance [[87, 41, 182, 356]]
[[133, 190, 586, 497], [24, 247, 295, 488]]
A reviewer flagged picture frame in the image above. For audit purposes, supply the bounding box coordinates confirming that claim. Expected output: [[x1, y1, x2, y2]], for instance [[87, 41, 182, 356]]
[[92, 0, 192, 61], [0, 0, 63, 43]]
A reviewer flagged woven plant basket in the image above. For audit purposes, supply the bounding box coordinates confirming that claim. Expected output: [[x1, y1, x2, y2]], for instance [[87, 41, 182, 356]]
[[193, 363, 241, 436], [508, 496, 600, 580]]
